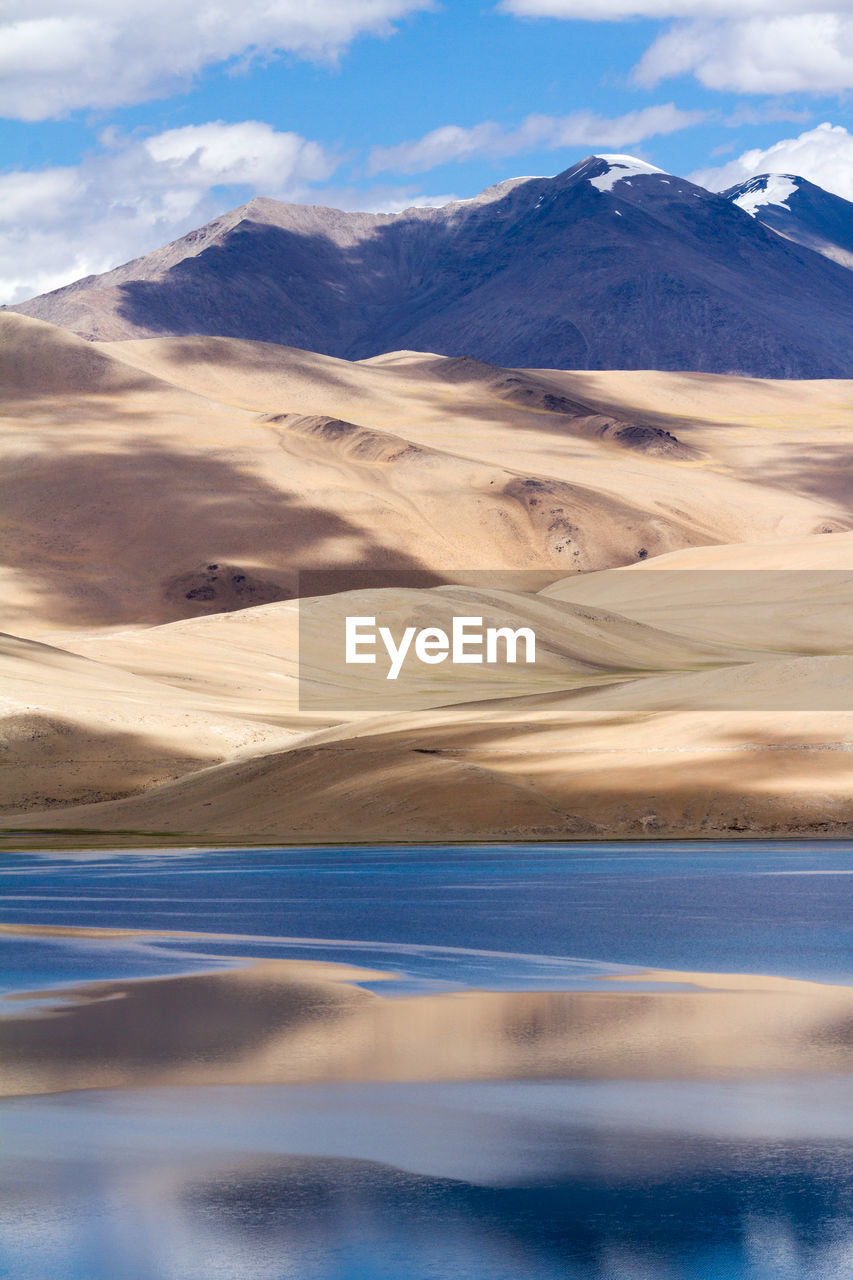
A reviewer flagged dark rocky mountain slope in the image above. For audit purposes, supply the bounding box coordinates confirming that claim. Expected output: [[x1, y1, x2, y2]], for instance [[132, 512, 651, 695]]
[[723, 172, 853, 274], [9, 154, 853, 377]]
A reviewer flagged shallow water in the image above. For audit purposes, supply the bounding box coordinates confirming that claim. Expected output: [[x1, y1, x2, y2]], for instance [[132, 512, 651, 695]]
[[1, 841, 852, 1279], [2, 841, 853, 992]]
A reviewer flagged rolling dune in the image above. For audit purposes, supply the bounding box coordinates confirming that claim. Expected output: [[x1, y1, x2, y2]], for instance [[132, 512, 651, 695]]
[[3, 314, 853, 842]]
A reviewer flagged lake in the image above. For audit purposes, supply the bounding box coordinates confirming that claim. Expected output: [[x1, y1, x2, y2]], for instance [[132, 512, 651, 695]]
[[1, 842, 851, 1279]]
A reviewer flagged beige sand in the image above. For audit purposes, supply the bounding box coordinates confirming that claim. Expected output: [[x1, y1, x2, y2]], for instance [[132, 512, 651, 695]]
[[4, 314, 853, 841], [0, 629, 301, 811], [0, 315, 712, 640], [544, 534, 853, 651]]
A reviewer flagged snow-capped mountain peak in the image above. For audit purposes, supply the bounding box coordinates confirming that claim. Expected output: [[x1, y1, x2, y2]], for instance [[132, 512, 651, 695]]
[[589, 154, 666, 193], [10, 158, 853, 378], [722, 170, 853, 274], [731, 174, 801, 218]]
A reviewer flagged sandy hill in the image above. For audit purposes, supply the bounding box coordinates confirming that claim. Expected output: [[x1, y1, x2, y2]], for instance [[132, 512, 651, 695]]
[[4, 316, 853, 843], [5, 533, 853, 842], [0, 311, 161, 395], [4, 315, 852, 640], [543, 536, 853, 651], [0, 629, 297, 812], [8, 635, 853, 843], [0, 314, 790, 641]]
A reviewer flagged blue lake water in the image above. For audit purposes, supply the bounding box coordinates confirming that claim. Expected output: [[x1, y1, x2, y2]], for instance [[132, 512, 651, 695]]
[[1, 841, 852, 1279], [2, 841, 853, 992]]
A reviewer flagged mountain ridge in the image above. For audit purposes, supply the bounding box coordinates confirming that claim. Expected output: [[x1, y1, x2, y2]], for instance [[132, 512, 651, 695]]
[[8, 154, 853, 377], [723, 172, 853, 273]]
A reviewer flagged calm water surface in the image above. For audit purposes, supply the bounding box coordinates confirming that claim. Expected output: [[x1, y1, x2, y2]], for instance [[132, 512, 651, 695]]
[[1, 841, 852, 1279], [2, 840, 853, 992]]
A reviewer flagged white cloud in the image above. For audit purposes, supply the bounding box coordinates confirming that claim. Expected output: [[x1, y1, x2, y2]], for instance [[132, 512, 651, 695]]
[[635, 14, 853, 94], [500, 2, 853, 95], [368, 103, 705, 174], [0, 0, 431, 120], [691, 121, 853, 200], [500, 1, 838, 16], [723, 103, 813, 127], [143, 122, 333, 190], [0, 122, 338, 304]]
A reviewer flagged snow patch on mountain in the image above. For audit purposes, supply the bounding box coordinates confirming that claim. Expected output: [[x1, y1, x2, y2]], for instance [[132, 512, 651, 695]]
[[733, 175, 800, 219], [590, 155, 665, 193]]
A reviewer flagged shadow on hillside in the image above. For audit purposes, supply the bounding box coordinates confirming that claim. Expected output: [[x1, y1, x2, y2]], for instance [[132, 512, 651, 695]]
[[126, 334, 364, 397], [243, 712, 853, 838], [114, 183, 853, 380], [744, 443, 853, 514], [0, 437, 434, 629], [547, 369, 835, 434], [116, 224, 387, 356], [4, 709, 853, 842], [114, 211, 594, 368], [0, 713, 217, 813]]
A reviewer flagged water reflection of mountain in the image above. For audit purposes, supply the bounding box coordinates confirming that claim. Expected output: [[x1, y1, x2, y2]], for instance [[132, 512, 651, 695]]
[[4, 953, 853, 1095]]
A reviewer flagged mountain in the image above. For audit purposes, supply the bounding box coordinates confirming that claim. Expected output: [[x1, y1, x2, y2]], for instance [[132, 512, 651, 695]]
[[8, 154, 853, 377], [723, 173, 853, 272]]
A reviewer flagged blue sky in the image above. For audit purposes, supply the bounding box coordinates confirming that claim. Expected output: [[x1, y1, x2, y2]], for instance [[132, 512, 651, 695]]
[[2, 0, 853, 303]]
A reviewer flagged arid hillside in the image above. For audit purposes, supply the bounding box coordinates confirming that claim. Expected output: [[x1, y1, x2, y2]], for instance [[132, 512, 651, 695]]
[[3, 311, 853, 843]]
